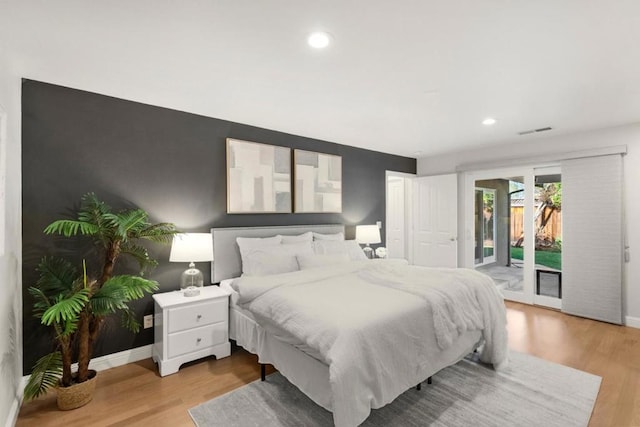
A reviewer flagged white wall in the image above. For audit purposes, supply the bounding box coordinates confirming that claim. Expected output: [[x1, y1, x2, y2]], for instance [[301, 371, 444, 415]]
[[0, 1, 24, 425], [417, 124, 640, 325]]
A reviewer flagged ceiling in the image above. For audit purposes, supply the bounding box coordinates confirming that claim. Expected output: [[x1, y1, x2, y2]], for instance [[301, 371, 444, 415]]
[[5, 1, 640, 158]]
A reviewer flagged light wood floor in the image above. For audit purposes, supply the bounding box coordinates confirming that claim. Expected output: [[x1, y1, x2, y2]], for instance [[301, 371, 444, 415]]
[[16, 302, 640, 427]]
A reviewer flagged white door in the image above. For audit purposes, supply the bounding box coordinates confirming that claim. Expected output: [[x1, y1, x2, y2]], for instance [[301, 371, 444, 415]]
[[386, 176, 405, 259], [413, 174, 458, 267]]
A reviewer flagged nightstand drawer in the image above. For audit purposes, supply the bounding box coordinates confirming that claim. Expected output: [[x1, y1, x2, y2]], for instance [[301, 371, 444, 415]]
[[168, 298, 227, 333], [167, 322, 227, 359]]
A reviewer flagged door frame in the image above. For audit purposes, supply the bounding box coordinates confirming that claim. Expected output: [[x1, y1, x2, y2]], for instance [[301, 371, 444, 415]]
[[474, 187, 497, 266], [463, 167, 535, 304], [532, 165, 562, 309]]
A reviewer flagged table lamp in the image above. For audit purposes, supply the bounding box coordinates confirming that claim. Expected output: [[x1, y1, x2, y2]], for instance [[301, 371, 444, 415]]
[[355, 225, 381, 259], [169, 233, 214, 297]]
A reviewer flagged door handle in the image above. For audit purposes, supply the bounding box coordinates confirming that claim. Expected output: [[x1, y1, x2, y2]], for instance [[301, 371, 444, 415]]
[[450, 237, 457, 242]]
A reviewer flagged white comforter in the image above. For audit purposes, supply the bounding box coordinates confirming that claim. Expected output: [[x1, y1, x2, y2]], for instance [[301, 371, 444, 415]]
[[232, 259, 508, 427]]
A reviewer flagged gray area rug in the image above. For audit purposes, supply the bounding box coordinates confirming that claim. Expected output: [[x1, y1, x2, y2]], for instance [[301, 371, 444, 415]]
[[189, 351, 601, 427]]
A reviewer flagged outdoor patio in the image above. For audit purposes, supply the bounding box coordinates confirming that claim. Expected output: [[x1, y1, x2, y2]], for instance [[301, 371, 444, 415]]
[[476, 261, 561, 298]]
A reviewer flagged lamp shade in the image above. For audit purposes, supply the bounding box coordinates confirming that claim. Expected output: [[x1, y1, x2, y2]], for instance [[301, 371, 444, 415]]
[[169, 233, 214, 263], [355, 225, 381, 245]]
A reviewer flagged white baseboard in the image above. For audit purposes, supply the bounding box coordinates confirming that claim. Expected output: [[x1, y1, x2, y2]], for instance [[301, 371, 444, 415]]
[[84, 344, 153, 372], [625, 315, 640, 329], [17, 344, 154, 419], [4, 378, 26, 427]]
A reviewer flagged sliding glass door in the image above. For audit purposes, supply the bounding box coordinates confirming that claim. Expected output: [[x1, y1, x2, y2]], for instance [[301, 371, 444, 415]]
[[532, 167, 562, 308], [466, 166, 561, 308]]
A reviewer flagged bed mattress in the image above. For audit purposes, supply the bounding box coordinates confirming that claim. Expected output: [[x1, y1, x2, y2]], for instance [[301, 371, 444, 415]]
[[220, 279, 325, 361]]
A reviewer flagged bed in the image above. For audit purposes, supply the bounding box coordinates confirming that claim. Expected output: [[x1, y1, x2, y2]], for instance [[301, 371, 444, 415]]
[[212, 224, 508, 427]]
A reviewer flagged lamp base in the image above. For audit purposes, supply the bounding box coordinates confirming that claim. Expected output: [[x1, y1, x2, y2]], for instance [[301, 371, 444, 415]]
[[363, 246, 374, 259], [183, 286, 201, 297], [180, 263, 204, 297]]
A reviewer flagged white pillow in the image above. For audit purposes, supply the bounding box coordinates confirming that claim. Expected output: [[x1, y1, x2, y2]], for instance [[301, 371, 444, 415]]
[[313, 231, 345, 241], [236, 235, 282, 250], [237, 235, 282, 275], [297, 253, 350, 270], [241, 250, 297, 276], [344, 240, 368, 261], [278, 232, 313, 244], [242, 242, 314, 276], [312, 240, 368, 261]]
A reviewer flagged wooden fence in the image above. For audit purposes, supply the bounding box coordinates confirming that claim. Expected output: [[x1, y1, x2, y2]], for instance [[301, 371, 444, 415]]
[[510, 206, 562, 243]]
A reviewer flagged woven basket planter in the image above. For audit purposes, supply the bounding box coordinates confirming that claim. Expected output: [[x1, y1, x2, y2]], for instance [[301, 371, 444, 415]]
[[57, 370, 97, 410]]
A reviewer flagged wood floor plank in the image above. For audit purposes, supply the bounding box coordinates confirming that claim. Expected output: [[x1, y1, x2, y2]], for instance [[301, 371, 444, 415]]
[[16, 302, 640, 426]]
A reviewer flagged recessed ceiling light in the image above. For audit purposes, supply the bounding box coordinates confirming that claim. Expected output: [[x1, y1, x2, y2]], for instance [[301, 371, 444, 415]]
[[482, 118, 497, 126], [308, 32, 331, 49]]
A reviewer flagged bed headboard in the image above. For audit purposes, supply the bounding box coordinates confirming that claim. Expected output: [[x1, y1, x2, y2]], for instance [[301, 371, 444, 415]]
[[210, 224, 345, 283]]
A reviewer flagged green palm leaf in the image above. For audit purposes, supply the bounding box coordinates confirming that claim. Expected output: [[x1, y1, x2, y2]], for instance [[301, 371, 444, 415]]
[[119, 243, 156, 273], [120, 307, 141, 333], [29, 287, 79, 337], [106, 275, 159, 301], [90, 276, 157, 316], [35, 257, 78, 295], [78, 192, 110, 222], [113, 209, 150, 238], [76, 192, 116, 246], [28, 287, 53, 319], [90, 280, 129, 316], [59, 316, 79, 336], [43, 219, 100, 237], [23, 352, 62, 401], [40, 289, 91, 326], [136, 222, 178, 244]]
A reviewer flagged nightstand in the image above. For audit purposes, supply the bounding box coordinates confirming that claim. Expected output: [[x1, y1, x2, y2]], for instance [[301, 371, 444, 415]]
[[152, 286, 231, 376]]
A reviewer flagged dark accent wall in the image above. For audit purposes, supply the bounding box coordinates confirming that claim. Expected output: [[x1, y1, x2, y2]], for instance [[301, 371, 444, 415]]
[[21, 80, 416, 373]]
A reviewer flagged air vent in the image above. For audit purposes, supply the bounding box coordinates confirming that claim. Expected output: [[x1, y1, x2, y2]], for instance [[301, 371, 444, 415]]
[[518, 126, 553, 136]]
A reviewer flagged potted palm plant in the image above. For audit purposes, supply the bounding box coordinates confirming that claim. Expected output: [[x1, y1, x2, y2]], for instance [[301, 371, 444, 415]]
[[24, 193, 177, 409]]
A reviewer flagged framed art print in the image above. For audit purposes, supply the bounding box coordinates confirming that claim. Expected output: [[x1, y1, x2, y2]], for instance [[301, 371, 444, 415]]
[[226, 138, 291, 213], [294, 149, 342, 213]]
